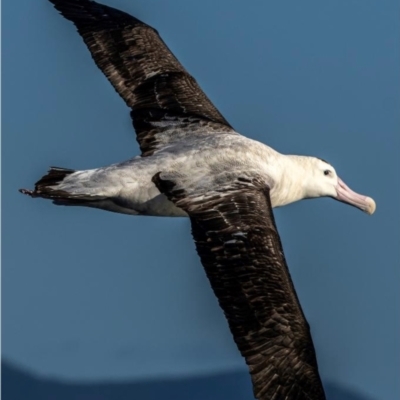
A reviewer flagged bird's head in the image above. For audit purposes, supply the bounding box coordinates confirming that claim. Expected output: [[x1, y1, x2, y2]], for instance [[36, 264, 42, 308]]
[[304, 157, 376, 215]]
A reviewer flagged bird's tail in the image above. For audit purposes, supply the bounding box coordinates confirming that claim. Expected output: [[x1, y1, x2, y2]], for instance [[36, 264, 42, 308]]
[[19, 167, 106, 205]]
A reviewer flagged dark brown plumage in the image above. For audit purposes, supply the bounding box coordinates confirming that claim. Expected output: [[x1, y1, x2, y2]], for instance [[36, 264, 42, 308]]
[[153, 174, 326, 399], [49, 0, 233, 156], [46, 1, 326, 398]]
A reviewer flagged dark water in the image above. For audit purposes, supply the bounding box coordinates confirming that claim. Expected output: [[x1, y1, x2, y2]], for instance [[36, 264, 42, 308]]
[[2, 360, 375, 400]]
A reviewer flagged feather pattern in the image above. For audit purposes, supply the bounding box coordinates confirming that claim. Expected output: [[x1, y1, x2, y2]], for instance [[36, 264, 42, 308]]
[[19, 2, 376, 398], [48, 0, 235, 156], [153, 173, 326, 400], [38, 1, 330, 398]]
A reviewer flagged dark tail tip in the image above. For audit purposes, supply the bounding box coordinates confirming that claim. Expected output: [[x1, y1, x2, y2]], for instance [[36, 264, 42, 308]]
[[35, 167, 75, 189], [19, 188, 36, 197], [20, 167, 76, 199]]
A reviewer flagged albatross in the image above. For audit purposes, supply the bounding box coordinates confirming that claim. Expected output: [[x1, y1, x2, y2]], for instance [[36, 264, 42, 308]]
[[20, 0, 376, 399]]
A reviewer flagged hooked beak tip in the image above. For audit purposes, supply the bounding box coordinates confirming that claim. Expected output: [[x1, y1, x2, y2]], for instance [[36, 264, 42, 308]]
[[365, 197, 376, 215], [335, 178, 376, 215]]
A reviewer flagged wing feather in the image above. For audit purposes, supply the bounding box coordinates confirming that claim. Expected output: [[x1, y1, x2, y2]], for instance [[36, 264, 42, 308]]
[[49, 0, 235, 156], [154, 173, 326, 400]]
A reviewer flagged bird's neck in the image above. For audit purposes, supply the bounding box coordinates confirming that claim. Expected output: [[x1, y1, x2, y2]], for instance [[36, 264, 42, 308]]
[[269, 155, 311, 208]]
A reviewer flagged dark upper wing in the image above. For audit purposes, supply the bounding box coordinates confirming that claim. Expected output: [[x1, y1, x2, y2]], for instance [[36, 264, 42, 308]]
[[48, 0, 234, 156], [153, 173, 326, 400]]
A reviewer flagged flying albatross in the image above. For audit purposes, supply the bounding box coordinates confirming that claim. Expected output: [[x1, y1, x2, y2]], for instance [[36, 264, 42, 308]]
[[20, 0, 376, 399]]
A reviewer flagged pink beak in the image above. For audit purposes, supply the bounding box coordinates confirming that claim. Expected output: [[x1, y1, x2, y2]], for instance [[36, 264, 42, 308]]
[[335, 178, 376, 215]]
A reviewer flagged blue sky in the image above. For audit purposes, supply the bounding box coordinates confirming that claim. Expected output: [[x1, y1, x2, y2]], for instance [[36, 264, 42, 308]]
[[2, 0, 400, 399]]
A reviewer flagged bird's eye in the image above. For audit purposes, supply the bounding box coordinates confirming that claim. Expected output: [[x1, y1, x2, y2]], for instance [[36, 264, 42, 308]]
[[324, 170, 331, 176]]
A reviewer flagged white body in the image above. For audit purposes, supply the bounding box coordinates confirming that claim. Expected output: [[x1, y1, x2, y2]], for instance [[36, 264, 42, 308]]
[[55, 133, 311, 217]]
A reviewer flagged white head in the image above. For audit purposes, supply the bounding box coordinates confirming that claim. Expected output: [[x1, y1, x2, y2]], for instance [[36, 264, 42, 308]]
[[302, 157, 376, 215]]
